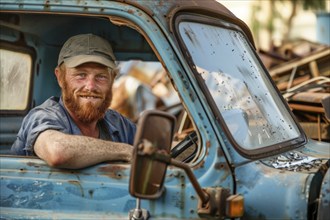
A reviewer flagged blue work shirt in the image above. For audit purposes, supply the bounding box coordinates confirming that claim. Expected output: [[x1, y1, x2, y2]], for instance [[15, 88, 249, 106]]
[[11, 96, 136, 156]]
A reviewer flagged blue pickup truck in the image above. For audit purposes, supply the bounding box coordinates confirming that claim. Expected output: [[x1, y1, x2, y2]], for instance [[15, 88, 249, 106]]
[[0, 0, 329, 219]]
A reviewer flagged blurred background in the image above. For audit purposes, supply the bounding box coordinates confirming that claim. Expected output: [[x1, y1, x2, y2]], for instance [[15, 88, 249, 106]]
[[218, 0, 330, 49]]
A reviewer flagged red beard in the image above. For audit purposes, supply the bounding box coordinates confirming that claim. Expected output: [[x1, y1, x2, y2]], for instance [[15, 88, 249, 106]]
[[61, 80, 112, 123]]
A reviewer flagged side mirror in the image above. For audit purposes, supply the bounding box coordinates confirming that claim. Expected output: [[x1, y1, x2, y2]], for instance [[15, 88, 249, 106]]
[[129, 110, 244, 219], [129, 110, 176, 199]]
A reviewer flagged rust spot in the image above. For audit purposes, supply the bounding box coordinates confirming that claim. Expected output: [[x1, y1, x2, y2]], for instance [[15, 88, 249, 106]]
[[88, 189, 94, 198], [98, 164, 128, 179], [44, 0, 50, 10], [128, 9, 134, 14], [26, 162, 40, 168], [215, 162, 226, 170], [219, 165, 231, 182], [206, 141, 211, 148], [217, 147, 224, 156], [189, 92, 195, 101], [68, 180, 80, 185], [19, 168, 26, 173], [68, 180, 84, 197]]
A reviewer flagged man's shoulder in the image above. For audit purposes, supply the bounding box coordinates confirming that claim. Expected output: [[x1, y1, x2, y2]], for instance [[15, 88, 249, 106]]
[[19, 96, 71, 134], [28, 96, 64, 116], [39, 96, 61, 107]]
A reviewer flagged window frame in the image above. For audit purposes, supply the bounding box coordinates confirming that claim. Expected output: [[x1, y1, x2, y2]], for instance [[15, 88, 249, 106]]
[[173, 13, 307, 159]]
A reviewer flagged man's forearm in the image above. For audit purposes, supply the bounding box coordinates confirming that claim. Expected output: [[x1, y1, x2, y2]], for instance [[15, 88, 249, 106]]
[[34, 130, 133, 169]]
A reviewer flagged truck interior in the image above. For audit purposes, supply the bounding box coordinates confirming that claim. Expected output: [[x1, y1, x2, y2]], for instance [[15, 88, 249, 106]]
[[0, 12, 199, 163]]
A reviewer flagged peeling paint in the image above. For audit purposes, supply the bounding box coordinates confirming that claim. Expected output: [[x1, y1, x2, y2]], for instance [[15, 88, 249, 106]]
[[67, 180, 84, 197], [217, 147, 224, 157], [26, 162, 41, 168], [127, 9, 134, 14], [215, 162, 225, 170], [262, 151, 325, 172]]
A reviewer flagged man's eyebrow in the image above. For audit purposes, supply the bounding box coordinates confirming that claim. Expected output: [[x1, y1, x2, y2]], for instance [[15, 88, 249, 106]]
[[72, 67, 109, 75], [73, 67, 91, 72]]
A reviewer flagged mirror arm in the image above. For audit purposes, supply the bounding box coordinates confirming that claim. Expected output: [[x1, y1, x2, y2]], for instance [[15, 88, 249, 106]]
[[137, 141, 210, 206], [143, 151, 210, 206], [170, 158, 210, 206]]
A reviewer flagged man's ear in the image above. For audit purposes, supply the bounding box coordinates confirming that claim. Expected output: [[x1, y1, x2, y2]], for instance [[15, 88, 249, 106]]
[[110, 68, 119, 86], [55, 67, 63, 88]]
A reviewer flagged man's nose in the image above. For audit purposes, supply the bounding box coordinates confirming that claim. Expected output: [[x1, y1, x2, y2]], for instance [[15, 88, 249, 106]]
[[85, 77, 97, 91]]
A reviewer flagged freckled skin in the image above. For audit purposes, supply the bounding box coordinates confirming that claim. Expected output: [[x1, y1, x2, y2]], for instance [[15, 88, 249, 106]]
[[35, 130, 132, 169]]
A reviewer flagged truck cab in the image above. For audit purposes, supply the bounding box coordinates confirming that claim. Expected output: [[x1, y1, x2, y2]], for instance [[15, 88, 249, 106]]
[[0, 0, 329, 219]]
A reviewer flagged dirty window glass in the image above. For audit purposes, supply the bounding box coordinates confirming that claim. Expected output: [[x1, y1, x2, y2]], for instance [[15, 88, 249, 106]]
[[0, 49, 32, 111], [179, 21, 301, 150]]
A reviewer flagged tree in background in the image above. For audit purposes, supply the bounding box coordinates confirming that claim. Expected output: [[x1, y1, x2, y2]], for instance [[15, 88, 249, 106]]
[[251, 0, 326, 49]]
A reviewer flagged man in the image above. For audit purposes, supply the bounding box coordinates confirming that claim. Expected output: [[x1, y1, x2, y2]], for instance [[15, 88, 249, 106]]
[[11, 34, 136, 169]]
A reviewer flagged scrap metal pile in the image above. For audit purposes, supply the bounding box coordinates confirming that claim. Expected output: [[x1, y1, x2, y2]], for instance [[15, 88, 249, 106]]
[[259, 39, 330, 142]]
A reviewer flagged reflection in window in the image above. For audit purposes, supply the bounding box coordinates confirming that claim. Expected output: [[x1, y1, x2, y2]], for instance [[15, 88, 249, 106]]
[[179, 21, 301, 150], [111, 61, 181, 121], [111, 60, 199, 162], [0, 49, 32, 111]]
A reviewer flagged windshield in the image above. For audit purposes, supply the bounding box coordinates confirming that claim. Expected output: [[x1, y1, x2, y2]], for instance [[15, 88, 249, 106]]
[[178, 20, 302, 151]]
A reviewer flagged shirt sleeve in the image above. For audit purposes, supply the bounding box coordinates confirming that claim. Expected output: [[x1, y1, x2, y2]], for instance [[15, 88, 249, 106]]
[[11, 106, 70, 156]]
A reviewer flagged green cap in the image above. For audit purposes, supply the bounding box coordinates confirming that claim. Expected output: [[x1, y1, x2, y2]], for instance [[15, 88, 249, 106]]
[[58, 34, 116, 69]]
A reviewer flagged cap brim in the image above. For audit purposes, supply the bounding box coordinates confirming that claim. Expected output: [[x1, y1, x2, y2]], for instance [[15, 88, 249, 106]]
[[64, 55, 116, 69]]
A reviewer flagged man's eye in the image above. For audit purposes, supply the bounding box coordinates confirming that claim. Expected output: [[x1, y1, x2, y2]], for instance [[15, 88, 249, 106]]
[[76, 73, 86, 78], [97, 75, 108, 80]]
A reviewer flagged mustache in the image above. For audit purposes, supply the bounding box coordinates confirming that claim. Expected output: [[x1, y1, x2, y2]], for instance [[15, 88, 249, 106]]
[[76, 91, 103, 98]]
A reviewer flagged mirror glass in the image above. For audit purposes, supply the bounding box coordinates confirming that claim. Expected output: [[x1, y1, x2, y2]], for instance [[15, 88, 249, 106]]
[[129, 110, 176, 199]]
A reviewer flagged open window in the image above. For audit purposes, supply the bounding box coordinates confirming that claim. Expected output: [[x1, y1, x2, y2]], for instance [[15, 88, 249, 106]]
[[112, 60, 200, 163], [0, 12, 201, 164]]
